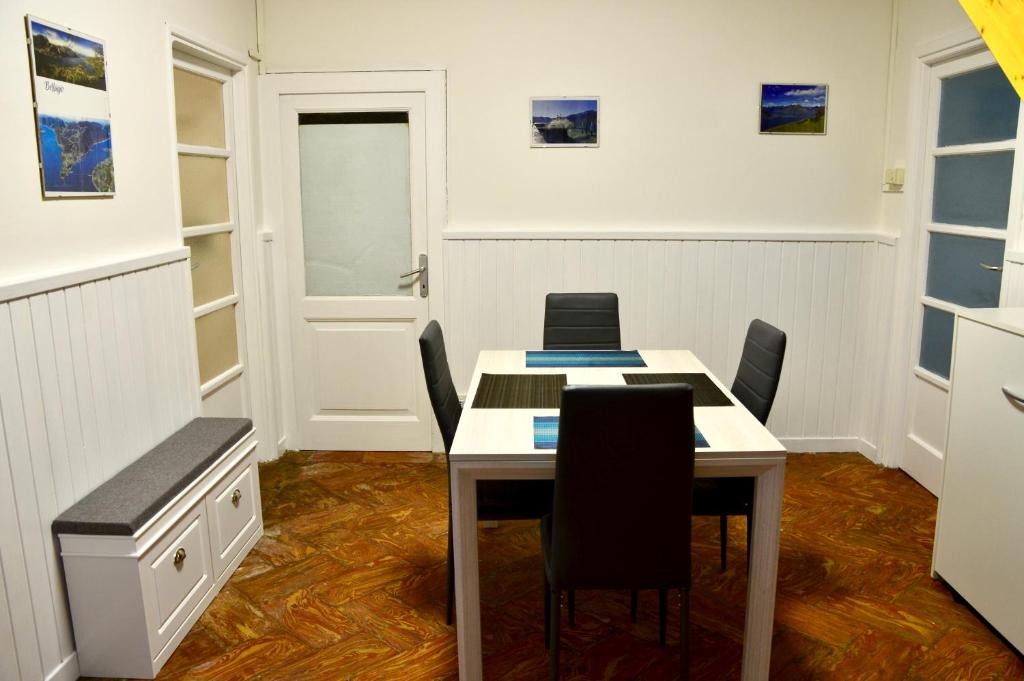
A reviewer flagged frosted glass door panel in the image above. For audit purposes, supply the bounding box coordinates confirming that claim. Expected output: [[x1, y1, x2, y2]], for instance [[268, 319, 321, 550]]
[[298, 112, 412, 297], [925, 233, 1004, 308], [179, 155, 230, 227], [920, 306, 955, 379], [186, 232, 234, 306], [932, 152, 1014, 229], [937, 65, 1019, 147], [173, 68, 226, 148]]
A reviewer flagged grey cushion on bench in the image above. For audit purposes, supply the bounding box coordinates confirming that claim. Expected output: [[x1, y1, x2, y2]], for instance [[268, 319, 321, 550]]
[[52, 417, 253, 536]]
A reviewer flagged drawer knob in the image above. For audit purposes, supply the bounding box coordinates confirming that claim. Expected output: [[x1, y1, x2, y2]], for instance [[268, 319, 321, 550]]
[[231, 489, 242, 506], [173, 548, 186, 567]]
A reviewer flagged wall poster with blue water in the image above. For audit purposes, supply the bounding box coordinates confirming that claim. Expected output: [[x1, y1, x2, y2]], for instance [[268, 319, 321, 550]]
[[759, 84, 828, 135], [26, 16, 115, 197]]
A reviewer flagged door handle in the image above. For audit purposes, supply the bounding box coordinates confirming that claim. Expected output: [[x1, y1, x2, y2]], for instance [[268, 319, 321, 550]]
[[1004, 385, 1024, 408], [399, 253, 428, 297], [979, 263, 1003, 273]]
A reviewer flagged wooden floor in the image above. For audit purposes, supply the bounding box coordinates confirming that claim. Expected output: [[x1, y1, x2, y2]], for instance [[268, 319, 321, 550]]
[[107, 451, 1024, 680]]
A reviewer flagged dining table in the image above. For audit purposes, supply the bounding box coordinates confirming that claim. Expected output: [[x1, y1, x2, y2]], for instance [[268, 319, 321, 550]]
[[448, 348, 787, 680]]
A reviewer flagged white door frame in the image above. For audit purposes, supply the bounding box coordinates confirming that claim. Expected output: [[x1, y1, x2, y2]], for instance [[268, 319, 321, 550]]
[[879, 28, 1024, 477], [259, 70, 447, 452]]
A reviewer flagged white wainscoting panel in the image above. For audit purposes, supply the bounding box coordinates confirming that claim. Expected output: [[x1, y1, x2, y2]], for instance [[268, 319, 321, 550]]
[[0, 257, 199, 681], [443, 237, 896, 454], [1004, 259, 1024, 307]]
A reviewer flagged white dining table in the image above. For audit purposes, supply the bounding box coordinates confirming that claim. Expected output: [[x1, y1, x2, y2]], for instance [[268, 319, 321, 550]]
[[448, 349, 787, 680]]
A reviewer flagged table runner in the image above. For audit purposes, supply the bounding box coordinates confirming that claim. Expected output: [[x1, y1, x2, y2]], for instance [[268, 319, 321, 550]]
[[471, 373, 567, 409], [533, 415, 709, 449], [622, 372, 734, 407], [525, 350, 647, 368]]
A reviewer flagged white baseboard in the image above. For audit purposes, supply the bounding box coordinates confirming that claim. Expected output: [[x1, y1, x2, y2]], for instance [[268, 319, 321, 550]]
[[778, 436, 879, 462], [45, 653, 79, 681]]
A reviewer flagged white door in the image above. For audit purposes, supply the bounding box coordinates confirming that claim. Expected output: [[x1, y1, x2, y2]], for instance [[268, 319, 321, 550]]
[[271, 75, 445, 451], [902, 50, 1023, 493]]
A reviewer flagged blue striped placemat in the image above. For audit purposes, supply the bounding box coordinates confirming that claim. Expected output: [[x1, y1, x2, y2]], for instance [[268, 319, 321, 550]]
[[525, 350, 647, 368], [533, 416, 709, 449]]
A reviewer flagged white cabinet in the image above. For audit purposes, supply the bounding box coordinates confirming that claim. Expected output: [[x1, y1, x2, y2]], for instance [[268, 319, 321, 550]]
[[57, 423, 263, 679], [934, 308, 1024, 653]]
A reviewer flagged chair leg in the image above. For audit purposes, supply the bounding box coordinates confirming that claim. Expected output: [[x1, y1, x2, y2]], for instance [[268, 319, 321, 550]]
[[446, 522, 455, 625], [544, 575, 551, 649], [630, 589, 639, 623], [549, 588, 561, 681], [568, 590, 575, 626], [658, 588, 668, 647], [680, 588, 690, 681], [719, 514, 728, 571]]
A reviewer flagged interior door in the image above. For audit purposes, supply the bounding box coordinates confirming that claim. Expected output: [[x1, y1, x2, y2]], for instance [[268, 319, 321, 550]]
[[278, 92, 433, 450], [902, 51, 1023, 494]]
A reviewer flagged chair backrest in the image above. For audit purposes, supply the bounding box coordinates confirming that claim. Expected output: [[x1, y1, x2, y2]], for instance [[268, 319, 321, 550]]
[[543, 292, 621, 350], [548, 384, 695, 590], [731, 319, 787, 425], [419, 320, 462, 454]]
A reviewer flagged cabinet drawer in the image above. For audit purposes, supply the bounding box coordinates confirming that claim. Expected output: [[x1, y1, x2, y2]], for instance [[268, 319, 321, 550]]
[[207, 455, 259, 578], [143, 505, 213, 649]]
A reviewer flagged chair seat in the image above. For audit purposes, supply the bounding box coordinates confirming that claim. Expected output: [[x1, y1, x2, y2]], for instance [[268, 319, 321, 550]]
[[478, 480, 554, 520], [692, 477, 754, 516]]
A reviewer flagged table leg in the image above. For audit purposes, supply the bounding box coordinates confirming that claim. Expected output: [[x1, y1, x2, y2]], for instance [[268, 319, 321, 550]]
[[451, 463, 482, 680], [741, 461, 785, 681]]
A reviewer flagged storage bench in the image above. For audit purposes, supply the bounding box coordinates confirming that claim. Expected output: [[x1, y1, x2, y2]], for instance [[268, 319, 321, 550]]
[[53, 417, 262, 679]]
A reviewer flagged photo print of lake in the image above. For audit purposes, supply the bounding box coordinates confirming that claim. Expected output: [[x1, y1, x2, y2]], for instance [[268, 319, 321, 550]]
[[759, 84, 828, 135], [30, 20, 106, 91], [531, 97, 599, 147]]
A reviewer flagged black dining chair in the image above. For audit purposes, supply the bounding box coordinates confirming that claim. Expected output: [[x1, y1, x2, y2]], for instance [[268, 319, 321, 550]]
[[543, 384, 694, 681], [693, 318, 786, 570], [418, 320, 554, 625], [543, 292, 621, 350]]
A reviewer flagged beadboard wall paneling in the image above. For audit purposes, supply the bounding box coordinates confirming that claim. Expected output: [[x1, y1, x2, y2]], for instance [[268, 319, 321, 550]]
[[443, 237, 897, 452], [0, 257, 199, 681], [1004, 259, 1024, 307]]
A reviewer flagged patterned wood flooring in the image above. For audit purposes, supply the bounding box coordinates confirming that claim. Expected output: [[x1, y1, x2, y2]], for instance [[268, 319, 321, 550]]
[[97, 451, 1024, 680]]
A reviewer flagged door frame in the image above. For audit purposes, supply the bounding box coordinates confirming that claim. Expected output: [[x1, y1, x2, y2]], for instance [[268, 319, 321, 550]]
[[259, 70, 447, 453], [880, 28, 1024, 482]]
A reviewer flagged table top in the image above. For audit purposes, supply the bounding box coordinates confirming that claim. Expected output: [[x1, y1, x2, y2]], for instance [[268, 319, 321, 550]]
[[449, 350, 787, 463]]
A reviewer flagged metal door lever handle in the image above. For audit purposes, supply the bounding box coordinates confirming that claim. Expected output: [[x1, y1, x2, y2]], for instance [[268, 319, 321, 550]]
[[399, 266, 425, 278], [1003, 385, 1024, 407], [979, 263, 1003, 272]]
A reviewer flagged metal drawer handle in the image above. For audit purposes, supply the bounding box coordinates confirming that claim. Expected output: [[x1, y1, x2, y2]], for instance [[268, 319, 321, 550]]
[[173, 548, 186, 566], [979, 263, 1003, 273], [1004, 385, 1024, 407], [231, 489, 242, 506]]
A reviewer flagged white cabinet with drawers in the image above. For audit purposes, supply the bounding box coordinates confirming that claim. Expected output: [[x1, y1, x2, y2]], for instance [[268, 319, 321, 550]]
[[56, 421, 263, 679], [933, 308, 1024, 654]]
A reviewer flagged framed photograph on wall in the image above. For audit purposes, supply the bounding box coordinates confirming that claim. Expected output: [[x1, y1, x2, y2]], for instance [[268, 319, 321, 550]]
[[531, 97, 599, 147], [26, 15, 115, 197], [759, 84, 828, 135]]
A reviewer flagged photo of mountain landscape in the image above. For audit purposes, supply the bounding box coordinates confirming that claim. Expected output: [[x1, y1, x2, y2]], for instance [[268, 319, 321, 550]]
[[759, 84, 828, 134], [29, 20, 106, 91], [531, 97, 599, 147]]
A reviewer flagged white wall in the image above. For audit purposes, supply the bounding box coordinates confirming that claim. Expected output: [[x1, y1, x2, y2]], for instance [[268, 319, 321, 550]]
[[0, 2, 260, 680], [0, 0, 257, 285], [262, 0, 894, 234]]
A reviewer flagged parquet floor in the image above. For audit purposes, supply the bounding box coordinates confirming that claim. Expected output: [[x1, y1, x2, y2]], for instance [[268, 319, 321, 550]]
[[104, 451, 1023, 680]]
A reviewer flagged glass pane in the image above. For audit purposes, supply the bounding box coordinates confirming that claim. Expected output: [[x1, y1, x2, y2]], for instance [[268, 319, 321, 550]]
[[932, 152, 1014, 228], [298, 112, 412, 296], [173, 68, 226, 148], [925, 233, 1005, 308], [919, 306, 955, 379], [195, 304, 239, 384], [937, 65, 1020, 147], [178, 155, 229, 227], [186, 232, 234, 307]]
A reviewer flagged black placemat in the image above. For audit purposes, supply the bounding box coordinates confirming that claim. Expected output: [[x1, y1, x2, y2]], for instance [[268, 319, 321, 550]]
[[622, 373, 734, 407], [472, 373, 567, 409]]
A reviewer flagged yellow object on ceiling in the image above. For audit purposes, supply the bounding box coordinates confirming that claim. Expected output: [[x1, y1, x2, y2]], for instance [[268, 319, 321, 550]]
[[960, 0, 1024, 99]]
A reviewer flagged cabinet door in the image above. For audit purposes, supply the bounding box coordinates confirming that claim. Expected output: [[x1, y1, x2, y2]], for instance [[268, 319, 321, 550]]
[[935, 317, 1024, 651]]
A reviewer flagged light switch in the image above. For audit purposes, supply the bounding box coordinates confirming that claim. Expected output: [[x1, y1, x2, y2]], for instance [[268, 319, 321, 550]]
[[883, 167, 906, 192]]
